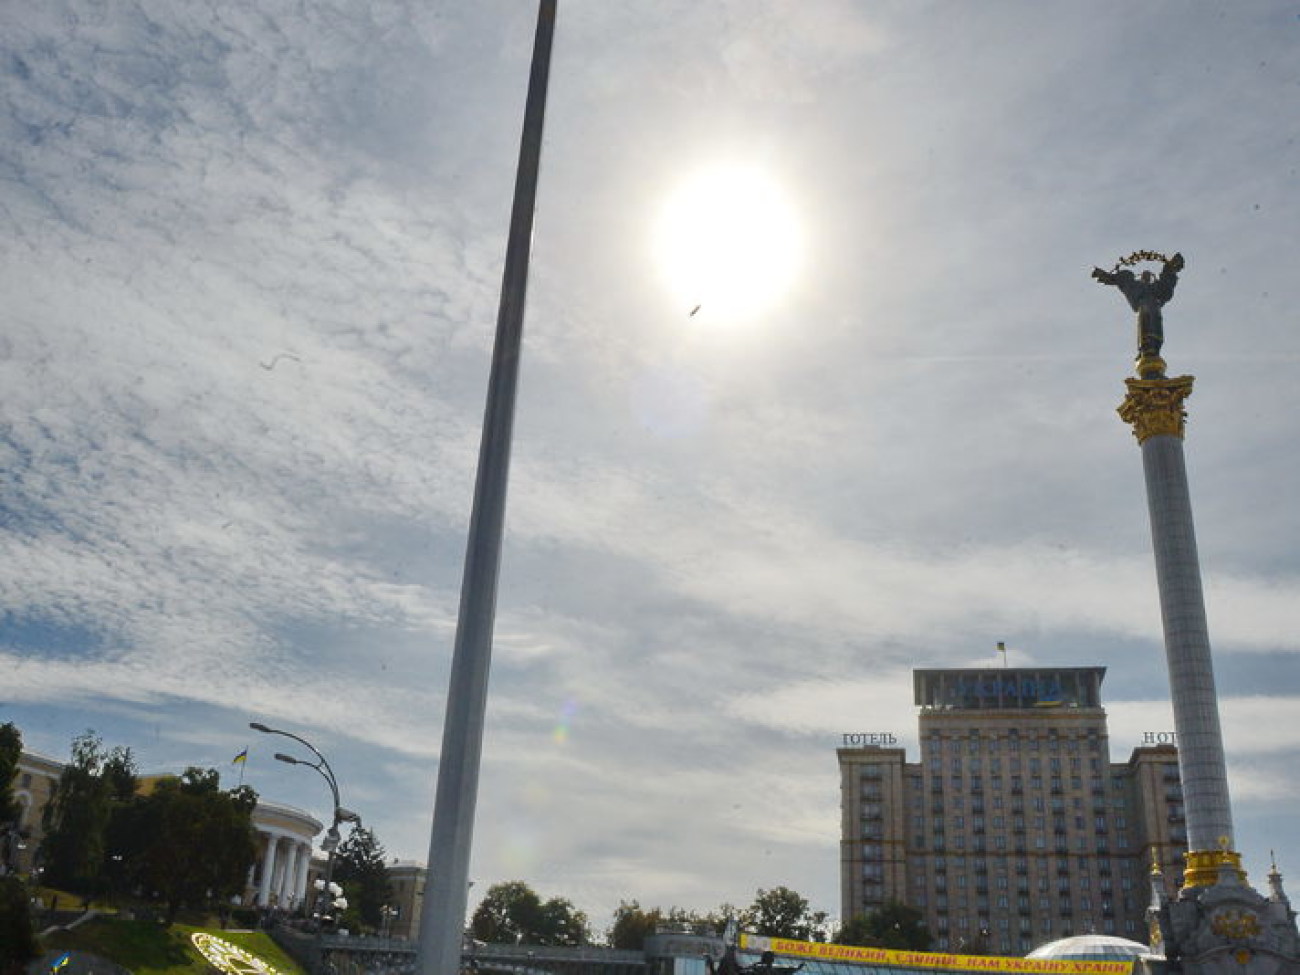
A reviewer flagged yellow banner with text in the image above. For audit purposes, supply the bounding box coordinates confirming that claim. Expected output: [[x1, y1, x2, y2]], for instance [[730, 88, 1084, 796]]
[[739, 935, 1133, 975]]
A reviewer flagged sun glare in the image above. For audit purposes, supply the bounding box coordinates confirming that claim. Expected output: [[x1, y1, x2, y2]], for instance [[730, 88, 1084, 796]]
[[653, 164, 803, 324]]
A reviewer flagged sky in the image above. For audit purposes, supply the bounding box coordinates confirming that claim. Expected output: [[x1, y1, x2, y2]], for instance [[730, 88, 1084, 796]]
[[3, 0, 1300, 938]]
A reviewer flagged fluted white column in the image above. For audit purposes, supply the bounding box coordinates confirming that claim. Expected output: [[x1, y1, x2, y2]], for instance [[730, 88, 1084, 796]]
[[258, 832, 280, 906], [278, 841, 299, 906], [294, 842, 312, 908]]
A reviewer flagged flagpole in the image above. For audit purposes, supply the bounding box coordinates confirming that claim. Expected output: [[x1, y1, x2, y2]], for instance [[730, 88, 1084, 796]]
[[417, 5, 557, 975]]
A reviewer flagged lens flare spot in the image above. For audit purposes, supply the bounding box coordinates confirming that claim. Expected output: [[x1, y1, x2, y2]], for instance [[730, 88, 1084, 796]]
[[552, 699, 579, 744]]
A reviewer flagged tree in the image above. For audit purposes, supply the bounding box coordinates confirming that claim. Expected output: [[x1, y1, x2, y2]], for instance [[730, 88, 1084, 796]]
[[0, 724, 20, 825], [834, 901, 931, 950], [471, 881, 589, 946], [0, 876, 38, 975], [0, 726, 35, 975], [537, 895, 589, 946], [123, 767, 258, 923], [40, 731, 118, 894], [608, 900, 663, 950], [333, 826, 391, 931], [473, 881, 543, 943], [0, 724, 23, 876], [743, 887, 830, 942]]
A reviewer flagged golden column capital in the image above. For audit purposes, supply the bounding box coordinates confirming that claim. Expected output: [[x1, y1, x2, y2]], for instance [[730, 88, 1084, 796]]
[[1118, 375, 1195, 444]]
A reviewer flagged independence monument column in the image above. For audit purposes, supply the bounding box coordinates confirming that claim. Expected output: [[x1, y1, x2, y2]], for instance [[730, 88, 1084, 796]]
[[1097, 251, 1241, 888]]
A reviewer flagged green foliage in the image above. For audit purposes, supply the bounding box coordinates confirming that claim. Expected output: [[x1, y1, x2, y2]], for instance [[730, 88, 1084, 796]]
[[833, 901, 931, 950], [35, 731, 257, 924], [607, 902, 733, 948], [607, 900, 663, 950], [120, 770, 259, 923], [332, 826, 391, 930], [0, 876, 38, 975], [743, 887, 830, 942], [0, 723, 21, 826], [471, 880, 589, 946], [40, 731, 124, 893], [538, 895, 589, 946], [0, 723, 24, 880]]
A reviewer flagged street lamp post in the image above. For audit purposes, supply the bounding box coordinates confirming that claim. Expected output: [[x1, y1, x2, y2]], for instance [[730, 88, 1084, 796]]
[[249, 722, 360, 929]]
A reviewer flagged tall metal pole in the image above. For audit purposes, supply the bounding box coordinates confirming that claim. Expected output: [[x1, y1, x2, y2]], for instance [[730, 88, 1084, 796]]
[[417, 4, 556, 975]]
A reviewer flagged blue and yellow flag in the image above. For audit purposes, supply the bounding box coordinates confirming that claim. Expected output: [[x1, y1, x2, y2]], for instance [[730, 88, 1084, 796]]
[[232, 749, 248, 765], [51, 952, 72, 973]]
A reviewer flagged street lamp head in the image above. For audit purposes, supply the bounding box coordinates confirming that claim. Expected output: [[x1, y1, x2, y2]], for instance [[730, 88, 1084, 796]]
[[274, 753, 301, 765], [249, 722, 273, 733], [335, 806, 361, 824]]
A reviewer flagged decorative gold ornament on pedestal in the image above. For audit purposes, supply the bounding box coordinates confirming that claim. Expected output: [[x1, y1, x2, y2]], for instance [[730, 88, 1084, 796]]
[[1118, 374, 1195, 443]]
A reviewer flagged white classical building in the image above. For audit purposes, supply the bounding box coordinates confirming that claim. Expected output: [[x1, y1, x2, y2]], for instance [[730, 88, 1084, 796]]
[[247, 799, 323, 909]]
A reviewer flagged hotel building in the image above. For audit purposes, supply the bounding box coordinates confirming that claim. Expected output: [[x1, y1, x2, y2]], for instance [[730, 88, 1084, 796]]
[[838, 666, 1187, 955]]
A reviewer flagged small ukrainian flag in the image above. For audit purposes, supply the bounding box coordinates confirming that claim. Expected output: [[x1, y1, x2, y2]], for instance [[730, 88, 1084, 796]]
[[51, 952, 72, 973], [232, 749, 248, 765]]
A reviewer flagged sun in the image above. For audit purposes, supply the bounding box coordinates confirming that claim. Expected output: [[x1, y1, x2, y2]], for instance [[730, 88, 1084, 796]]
[[652, 163, 803, 324]]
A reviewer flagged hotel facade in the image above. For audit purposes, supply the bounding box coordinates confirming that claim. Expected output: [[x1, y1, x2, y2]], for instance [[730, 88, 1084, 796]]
[[838, 667, 1187, 956]]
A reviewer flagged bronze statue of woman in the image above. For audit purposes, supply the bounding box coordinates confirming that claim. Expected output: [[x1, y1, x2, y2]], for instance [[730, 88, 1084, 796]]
[[1092, 252, 1184, 360]]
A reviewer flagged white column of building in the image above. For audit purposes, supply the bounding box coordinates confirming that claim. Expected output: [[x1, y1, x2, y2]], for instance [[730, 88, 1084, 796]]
[[276, 840, 299, 907], [258, 830, 281, 906], [294, 841, 312, 909]]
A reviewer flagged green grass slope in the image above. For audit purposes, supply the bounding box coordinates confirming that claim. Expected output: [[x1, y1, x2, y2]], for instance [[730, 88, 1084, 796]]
[[39, 919, 306, 975]]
